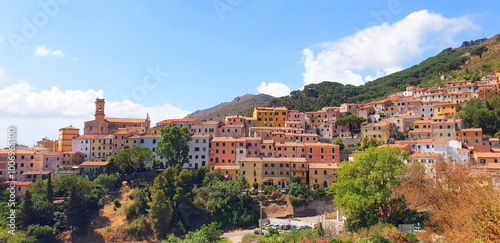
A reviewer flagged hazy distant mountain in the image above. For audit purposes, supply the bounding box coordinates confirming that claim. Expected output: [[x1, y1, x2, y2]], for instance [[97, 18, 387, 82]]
[[184, 94, 274, 121]]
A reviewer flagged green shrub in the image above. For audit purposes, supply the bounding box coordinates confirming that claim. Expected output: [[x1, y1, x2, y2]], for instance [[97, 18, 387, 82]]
[[113, 199, 121, 207], [370, 233, 390, 243], [314, 187, 326, 197], [265, 228, 279, 238], [27, 224, 56, 243], [94, 174, 120, 191], [125, 216, 152, 240]]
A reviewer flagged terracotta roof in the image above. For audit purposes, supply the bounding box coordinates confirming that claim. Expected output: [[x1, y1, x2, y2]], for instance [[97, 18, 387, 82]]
[[59, 126, 79, 130], [460, 128, 482, 132], [475, 152, 500, 159], [80, 161, 109, 166], [309, 163, 341, 169], [431, 141, 448, 144], [157, 118, 200, 124], [378, 144, 412, 152], [470, 145, 492, 153], [363, 121, 394, 127], [304, 143, 336, 147], [213, 165, 240, 170], [240, 157, 306, 162], [23, 171, 51, 175], [74, 135, 97, 139], [105, 117, 147, 123], [192, 134, 211, 138], [211, 137, 245, 142], [139, 135, 161, 138], [5, 182, 32, 186], [411, 152, 442, 158]]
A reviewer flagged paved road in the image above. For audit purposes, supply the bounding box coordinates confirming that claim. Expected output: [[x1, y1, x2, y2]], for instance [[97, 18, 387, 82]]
[[222, 229, 258, 243]]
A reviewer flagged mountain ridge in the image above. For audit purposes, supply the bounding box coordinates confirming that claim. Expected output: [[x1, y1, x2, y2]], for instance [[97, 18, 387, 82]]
[[184, 94, 274, 121]]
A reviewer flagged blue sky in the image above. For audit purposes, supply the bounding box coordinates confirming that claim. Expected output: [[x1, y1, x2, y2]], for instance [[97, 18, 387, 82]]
[[0, 0, 497, 147]]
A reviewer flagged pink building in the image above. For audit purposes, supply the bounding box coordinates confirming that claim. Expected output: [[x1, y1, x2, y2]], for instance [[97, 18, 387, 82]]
[[288, 110, 307, 129]]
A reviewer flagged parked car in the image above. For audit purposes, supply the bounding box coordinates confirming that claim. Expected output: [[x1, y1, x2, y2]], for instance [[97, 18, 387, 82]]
[[413, 226, 422, 232], [254, 229, 264, 235]]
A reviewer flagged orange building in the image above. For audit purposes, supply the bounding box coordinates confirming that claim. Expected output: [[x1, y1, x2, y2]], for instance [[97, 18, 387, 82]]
[[456, 128, 483, 146], [0, 149, 45, 182], [209, 137, 262, 168], [58, 126, 80, 152], [305, 143, 340, 163], [112, 131, 136, 155]]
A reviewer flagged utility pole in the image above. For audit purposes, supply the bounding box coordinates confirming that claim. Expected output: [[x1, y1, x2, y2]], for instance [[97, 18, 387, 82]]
[[260, 201, 263, 235]]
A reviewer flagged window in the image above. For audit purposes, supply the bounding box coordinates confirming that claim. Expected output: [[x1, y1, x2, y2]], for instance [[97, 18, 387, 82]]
[[315, 170, 318, 175]]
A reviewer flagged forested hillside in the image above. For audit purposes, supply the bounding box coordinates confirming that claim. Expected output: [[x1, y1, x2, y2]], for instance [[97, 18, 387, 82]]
[[269, 35, 500, 112]]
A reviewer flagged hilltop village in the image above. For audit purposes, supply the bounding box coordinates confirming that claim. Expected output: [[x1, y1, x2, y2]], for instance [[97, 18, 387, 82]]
[[3, 73, 500, 191]]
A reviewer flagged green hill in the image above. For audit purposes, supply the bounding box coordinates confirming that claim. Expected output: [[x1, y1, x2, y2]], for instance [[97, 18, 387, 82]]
[[269, 35, 500, 112]]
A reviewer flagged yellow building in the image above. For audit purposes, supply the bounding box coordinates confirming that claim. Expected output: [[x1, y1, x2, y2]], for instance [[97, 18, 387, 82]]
[[309, 163, 340, 189], [290, 158, 307, 183], [90, 135, 114, 161], [124, 135, 139, 149], [213, 165, 241, 182], [435, 103, 460, 118], [58, 126, 80, 152], [253, 105, 289, 127], [240, 157, 306, 188]]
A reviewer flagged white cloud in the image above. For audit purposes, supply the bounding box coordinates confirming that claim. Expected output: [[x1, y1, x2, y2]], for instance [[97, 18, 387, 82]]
[[302, 10, 478, 86], [0, 81, 191, 147], [34, 45, 66, 57], [0, 67, 5, 80], [72, 57, 79, 61], [256, 82, 291, 97]]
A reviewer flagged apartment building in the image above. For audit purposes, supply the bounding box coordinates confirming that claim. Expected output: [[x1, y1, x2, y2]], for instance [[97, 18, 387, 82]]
[[361, 121, 398, 142], [309, 163, 340, 189], [253, 106, 289, 127]]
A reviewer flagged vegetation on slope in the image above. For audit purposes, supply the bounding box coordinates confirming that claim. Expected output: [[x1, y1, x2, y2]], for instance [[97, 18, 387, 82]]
[[269, 35, 500, 112]]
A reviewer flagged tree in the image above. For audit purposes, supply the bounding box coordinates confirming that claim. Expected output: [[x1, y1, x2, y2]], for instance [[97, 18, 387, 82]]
[[470, 46, 488, 59], [54, 176, 100, 231], [335, 115, 366, 138], [458, 98, 498, 134], [194, 171, 257, 227], [360, 137, 383, 149], [396, 162, 499, 242], [332, 137, 345, 151], [184, 222, 223, 243], [157, 126, 192, 167], [27, 225, 56, 243], [148, 190, 173, 238], [94, 173, 120, 192], [287, 177, 313, 208], [46, 173, 53, 203], [149, 166, 203, 235], [328, 147, 408, 231], [109, 147, 154, 174]]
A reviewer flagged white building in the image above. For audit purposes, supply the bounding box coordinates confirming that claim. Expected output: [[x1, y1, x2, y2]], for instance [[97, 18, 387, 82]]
[[396, 139, 469, 164], [139, 135, 162, 166], [184, 135, 211, 169], [72, 135, 92, 160]]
